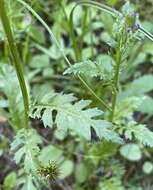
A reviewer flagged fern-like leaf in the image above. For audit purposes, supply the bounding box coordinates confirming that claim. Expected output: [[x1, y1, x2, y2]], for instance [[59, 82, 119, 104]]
[[99, 177, 125, 190], [20, 175, 38, 190], [115, 97, 153, 147], [30, 92, 122, 143], [124, 122, 153, 147], [11, 128, 42, 173], [64, 56, 114, 80], [0, 64, 25, 130], [64, 60, 103, 78]]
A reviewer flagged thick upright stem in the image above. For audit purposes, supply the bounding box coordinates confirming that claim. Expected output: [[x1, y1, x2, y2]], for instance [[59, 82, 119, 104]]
[[0, 0, 29, 128], [110, 50, 122, 122]]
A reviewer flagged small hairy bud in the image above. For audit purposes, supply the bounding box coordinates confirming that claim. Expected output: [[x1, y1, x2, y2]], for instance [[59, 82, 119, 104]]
[[125, 13, 137, 28]]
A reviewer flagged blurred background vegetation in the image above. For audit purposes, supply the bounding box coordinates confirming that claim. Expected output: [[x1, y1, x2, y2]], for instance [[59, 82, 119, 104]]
[[0, 0, 153, 190]]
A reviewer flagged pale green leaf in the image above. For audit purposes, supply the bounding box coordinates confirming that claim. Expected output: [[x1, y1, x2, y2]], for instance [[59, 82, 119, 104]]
[[75, 163, 88, 183], [22, 175, 37, 190], [138, 96, 153, 116], [64, 60, 103, 78], [30, 54, 50, 68], [59, 160, 74, 179], [39, 145, 63, 164], [87, 141, 117, 165], [0, 64, 25, 130], [30, 26, 45, 44], [99, 177, 125, 190], [120, 143, 141, 161], [125, 75, 153, 96], [64, 56, 114, 80], [125, 123, 153, 147], [143, 161, 153, 174], [3, 172, 17, 190], [11, 129, 42, 173], [30, 92, 122, 143]]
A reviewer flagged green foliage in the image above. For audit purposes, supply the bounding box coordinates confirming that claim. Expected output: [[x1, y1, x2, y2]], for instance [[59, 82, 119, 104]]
[[30, 92, 122, 143], [10, 128, 42, 189], [125, 75, 153, 96], [59, 160, 74, 179], [39, 145, 63, 163], [120, 143, 142, 161], [30, 54, 50, 69], [143, 161, 153, 174], [0, 64, 25, 131], [115, 96, 153, 147], [99, 177, 125, 190], [11, 128, 42, 173], [37, 161, 60, 181], [3, 172, 17, 190], [99, 161, 125, 189], [64, 60, 104, 78], [0, 0, 153, 189], [124, 123, 153, 147], [64, 55, 114, 80], [138, 96, 153, 116], [18, 175, 38, 190], [29, 26, 45, 44], [87, 141, 117, 165], [38, 145, 74, 179], [114, 96, 143, 123], [75, 163, 88, 184]]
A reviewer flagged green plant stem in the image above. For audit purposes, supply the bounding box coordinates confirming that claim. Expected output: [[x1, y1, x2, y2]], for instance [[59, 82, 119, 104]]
[[78, 76, 111, 111], [0, 0, 29, 128], [89, 9, 94, 57], [69, 0, 120, 62], [110, 51, 122, 122], [70, 1, 153, 120], [74, 2, 153, 43], [16, 0, 153, 114], [61, 3, 82, 61], [70, 0, 120, 18], [17, 0, 111, 111], [138, 26, 153, 42]]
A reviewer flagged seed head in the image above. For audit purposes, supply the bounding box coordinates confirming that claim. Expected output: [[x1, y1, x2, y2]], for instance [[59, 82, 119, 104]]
[[37, 161, 60, 181]]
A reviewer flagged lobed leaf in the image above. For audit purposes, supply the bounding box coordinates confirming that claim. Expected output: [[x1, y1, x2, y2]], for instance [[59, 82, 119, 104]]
[[125, 123, 153, 147], [64, 56, 114, 80], [30, 92, 122, 143], [11, 128, 42, 173]]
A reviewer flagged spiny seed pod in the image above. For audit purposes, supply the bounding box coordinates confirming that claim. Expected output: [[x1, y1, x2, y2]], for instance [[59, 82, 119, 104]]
[[37, 161, 60, 181]]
